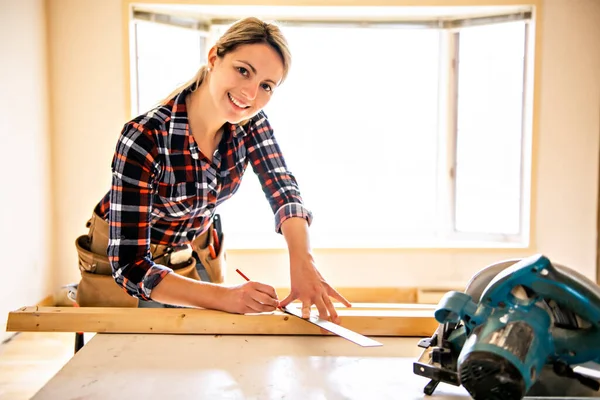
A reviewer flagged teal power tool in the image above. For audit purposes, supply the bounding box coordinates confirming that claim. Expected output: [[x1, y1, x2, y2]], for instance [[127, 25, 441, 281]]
[[413, 254, 600, 400]]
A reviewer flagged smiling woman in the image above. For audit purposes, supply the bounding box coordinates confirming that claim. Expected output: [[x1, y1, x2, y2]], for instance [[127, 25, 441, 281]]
[[186, 42, 285, 159], [75, 17, 351, 324]]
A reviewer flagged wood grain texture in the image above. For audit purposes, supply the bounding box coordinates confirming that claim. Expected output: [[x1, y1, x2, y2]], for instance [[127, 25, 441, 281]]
[[32, 334, 472, 400], [299, 287, 419, 303], [7, 305, 439, 337], [0, 332, 75, 400]]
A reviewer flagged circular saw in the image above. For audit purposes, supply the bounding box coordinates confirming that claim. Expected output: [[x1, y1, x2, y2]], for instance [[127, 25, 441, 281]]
[[413, 254, 600, 399]]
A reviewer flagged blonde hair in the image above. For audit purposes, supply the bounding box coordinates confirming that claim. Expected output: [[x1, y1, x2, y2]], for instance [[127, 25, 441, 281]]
[[160, 17, 291, 105]]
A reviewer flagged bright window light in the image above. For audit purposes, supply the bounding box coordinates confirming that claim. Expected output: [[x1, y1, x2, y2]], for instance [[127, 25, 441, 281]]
[[130, 10, 532, 249], [454, 22, 526, 235], [133, 20, 205, 114]]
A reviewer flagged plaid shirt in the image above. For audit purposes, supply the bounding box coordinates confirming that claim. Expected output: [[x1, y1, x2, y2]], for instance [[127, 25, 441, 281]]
[[95, 84, 312, 300]]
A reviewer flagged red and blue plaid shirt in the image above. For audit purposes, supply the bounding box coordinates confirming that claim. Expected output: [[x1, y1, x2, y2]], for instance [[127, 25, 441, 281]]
[[95, 84, 312, 299]]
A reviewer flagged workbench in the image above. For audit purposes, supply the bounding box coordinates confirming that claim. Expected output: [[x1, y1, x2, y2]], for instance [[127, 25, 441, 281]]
[[29, 333, 598, 400], [33, 333, 471, 399], [8, 289, 599, 399]]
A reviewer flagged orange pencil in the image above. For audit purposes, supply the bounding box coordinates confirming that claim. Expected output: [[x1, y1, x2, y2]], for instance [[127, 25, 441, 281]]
[[236, 268, 282, 310], [208, 243, 217, 259], [236, 268, 250, 281], [212, 228, 220, 254]]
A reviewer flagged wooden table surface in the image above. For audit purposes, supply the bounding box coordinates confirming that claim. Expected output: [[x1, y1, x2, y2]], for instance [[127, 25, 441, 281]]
[[31, 334, 596, 400], [32, 334, 473, 399]]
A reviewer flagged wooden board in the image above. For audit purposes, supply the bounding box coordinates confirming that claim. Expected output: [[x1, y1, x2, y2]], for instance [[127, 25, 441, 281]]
[[48, 286, 457, 307], [417, 287, 459, 304], [29, 332, 598, 399], [31, 334, 472, 400], [7, 304, 439, 337], [303, 286, 419, 303]]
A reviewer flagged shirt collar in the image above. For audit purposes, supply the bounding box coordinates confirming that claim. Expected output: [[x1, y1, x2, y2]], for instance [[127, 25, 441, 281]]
[[173, 82, 251, 140]]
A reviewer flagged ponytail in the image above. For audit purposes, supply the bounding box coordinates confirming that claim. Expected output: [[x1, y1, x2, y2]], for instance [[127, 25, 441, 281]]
[[159, 64, 209, 105]]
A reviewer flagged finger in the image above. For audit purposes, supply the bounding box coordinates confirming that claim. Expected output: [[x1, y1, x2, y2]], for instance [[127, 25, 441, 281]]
[[314, 297, 330, 322], [315, 297, 332, 334], [279, 292, 296, 309], [301, 299, 312, 319], [251, 282, 278, 300], [246, 298, 278, 313], [322, 294, 340, 324], [249, 290, 279, 308], [328, 287, 352, 308]]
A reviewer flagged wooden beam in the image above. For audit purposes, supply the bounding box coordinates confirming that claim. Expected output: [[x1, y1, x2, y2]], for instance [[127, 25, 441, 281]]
[[40, 286, 453, 310], [417, 287, 458, 304], [7, 305, 439, 337], [330, 302, 436, 310], [276, 287, 419, 303]]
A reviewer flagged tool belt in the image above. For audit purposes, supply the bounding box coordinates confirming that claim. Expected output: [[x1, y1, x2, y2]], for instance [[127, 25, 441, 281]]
[[74, 211, 226, 307]]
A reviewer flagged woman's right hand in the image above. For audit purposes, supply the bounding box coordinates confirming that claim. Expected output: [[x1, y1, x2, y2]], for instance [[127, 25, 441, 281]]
[[220, 281, 279, 314]]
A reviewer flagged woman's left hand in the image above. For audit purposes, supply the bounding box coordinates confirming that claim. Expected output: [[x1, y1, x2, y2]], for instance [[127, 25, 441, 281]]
[[279, 253, 351, 324]]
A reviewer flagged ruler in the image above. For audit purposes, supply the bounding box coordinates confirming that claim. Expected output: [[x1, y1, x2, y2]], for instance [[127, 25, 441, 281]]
[[283, 305, 383, 347]]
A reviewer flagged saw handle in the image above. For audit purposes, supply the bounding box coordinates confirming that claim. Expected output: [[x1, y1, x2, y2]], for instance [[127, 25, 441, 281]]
[[480, 254, 600, 329]]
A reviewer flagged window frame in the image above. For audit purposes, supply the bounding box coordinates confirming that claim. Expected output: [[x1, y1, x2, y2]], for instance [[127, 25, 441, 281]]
[[125, 5, 537, 250], [445, 19, 532, 246]]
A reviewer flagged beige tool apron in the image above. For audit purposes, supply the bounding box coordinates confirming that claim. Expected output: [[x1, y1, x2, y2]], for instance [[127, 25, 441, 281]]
[[74, 211, 226, 307]]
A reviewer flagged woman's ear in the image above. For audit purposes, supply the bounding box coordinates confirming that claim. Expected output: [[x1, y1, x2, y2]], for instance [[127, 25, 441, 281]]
[[207, 46, 219, 70]]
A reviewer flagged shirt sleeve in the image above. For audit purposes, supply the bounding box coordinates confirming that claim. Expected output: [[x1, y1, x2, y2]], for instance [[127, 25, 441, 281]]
[[107, 121, 173, 300], [245, 112, 313, 233]]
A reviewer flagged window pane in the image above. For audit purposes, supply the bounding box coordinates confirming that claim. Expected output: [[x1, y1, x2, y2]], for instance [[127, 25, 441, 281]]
[[454, 22, 526, 235], [218, 26, 440, 247], [135, 21, 203, 114]]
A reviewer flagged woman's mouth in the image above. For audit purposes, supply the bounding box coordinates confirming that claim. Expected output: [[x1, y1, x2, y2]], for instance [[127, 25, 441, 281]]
[[228, 93, 250, 110]]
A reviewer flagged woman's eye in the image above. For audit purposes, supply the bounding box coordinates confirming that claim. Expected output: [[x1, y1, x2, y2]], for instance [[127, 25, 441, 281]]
[[261, 83, 272, 92], [237, 67, 249, 76]]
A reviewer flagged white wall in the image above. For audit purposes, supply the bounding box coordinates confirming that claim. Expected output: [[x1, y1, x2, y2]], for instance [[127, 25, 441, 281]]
[[535, 0, 600, 277], [46, 0, 126, 288], [46, 0, 600, 296], [0, 0, 53, 340]]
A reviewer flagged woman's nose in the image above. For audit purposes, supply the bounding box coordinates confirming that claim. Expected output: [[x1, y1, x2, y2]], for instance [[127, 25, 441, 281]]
[[241, 82, 259, 101]]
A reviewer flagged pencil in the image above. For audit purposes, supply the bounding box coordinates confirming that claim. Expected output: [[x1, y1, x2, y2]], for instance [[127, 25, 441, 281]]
[[236, 268, 283, 310], [212, 228, 220, 254], [236, 268, 250, 281], [208, 244, 217, 259]]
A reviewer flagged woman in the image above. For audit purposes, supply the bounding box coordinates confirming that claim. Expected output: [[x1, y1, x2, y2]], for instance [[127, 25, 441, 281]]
[[78, 17, 350, 323]]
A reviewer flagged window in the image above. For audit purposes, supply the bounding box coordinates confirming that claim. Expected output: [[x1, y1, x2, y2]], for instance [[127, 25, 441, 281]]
[[131, 17, 207, 115], [129, 8, 533, 249], [454, 22, 527, 238]]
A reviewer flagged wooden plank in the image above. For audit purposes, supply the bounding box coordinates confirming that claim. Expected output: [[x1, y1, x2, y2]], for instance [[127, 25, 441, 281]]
[[330, 302, 436, 310], [33, 286, 437, 310], [275, 287, 419, 303], [7, 305, 439, 337], [417, 287, 461, 304]]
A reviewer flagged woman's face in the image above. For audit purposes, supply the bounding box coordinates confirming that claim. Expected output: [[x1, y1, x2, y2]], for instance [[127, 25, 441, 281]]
[[208, 43, 284, 124]]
